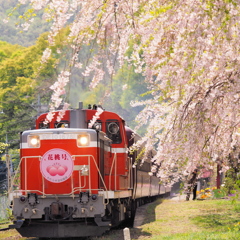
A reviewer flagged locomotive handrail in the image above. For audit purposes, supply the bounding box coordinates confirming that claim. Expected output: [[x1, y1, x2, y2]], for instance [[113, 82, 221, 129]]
[[75, 174, 87, 189], [8, 157, 23, 196], [129, 157, 133, 190], [11, 189, 105, 197], [8, 156, 42, 198], [71, 154, 109, 205], [109, 152, 117, 190], [9, 155, 110, 204]]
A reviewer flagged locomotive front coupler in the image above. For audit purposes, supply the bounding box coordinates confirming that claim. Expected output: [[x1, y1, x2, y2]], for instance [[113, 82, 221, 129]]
[[27, 193, 39, 206], [78, 191, 90, 204]]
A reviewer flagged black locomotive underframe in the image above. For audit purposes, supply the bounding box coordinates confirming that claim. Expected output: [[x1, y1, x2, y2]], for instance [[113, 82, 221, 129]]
[[10, 217, 111, 238]]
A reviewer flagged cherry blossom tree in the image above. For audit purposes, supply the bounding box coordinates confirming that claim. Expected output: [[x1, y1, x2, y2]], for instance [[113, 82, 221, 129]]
[[15, 0, 240, 184]]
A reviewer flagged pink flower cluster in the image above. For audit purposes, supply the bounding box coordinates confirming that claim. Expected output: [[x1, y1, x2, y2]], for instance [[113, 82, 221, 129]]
[[41, 48, 52, 64], [44, 71, 70, 124]]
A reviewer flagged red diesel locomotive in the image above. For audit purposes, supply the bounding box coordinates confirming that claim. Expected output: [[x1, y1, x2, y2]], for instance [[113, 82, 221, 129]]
[[10, 102, 170, 238]]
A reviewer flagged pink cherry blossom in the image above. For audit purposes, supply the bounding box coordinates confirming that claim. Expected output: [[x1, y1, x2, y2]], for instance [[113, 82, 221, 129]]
[[88, 107, 104, 128], [41, 48, 52, 64], [17, 0, 240, 184]]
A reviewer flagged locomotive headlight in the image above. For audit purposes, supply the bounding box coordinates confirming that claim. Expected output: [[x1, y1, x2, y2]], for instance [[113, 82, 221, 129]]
[[77, 134, 90, 147], [28, 135, 40, 148]]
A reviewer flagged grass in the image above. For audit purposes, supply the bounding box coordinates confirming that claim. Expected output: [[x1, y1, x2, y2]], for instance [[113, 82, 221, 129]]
[[94, 198, 240, 240]]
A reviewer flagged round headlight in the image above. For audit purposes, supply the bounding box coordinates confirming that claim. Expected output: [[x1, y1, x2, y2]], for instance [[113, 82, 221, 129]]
[[30, 138, 38, 145], [77, 134, 90, 147], [28, 135, 40, 148], [79, 136, 88, 145]]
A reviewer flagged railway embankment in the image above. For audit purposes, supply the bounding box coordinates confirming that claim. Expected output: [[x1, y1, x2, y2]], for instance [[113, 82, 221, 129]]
[[133, 203, 152, 228], [133, 193, 186, 228]]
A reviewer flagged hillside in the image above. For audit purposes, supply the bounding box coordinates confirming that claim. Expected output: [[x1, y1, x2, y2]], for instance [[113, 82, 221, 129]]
[[0, 0, 50, 46]]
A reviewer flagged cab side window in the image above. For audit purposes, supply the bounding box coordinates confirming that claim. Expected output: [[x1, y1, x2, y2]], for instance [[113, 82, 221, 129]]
[[54, 121, 70, 128], [106, 120, 122, 144], [39, 122, 49, 129]]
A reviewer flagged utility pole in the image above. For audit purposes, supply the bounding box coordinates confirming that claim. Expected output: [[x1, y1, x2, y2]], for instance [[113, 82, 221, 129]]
[[5, 133, 11, 194]]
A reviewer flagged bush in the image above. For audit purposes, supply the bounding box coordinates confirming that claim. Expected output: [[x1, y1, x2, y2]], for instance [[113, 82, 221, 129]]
[[212, 188, 226, 199]]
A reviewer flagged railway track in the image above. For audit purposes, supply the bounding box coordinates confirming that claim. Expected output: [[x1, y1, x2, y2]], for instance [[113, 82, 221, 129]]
[[0, 223, 23, 240], [0, 222, 10, 231], [0, 227, 10, 231]]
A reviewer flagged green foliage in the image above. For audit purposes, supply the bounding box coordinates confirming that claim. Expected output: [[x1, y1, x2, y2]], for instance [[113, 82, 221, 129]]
[[222, 152, 240, 195], [212, 188, 226, 199], [224, 169, 238, 194], [0, 142, 8, 154], [5, 208, 13, 221], [8, 149, 20, 170], [0, 34, 57, 148]]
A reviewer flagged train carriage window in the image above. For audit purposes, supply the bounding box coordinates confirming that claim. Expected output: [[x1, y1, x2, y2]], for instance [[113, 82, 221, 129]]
[[106, 120, 122, 144]]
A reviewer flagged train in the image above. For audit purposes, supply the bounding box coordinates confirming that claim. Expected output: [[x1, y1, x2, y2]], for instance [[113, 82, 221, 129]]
[[9, 102, 170, 238]]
